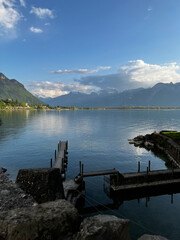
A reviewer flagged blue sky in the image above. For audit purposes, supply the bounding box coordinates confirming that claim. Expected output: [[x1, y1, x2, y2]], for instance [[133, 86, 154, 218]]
[[1, 0, 180, 97]]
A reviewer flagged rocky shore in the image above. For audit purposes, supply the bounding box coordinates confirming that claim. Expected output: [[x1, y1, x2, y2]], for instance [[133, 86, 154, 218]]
[[129, 131, 180, 168], [0, 168, 168, 240]]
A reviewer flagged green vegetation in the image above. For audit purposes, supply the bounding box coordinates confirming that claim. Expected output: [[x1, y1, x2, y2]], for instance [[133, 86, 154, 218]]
[[0, 73, 44, 105], [0, 99, 47, 110], [161, 131, 180, 140]]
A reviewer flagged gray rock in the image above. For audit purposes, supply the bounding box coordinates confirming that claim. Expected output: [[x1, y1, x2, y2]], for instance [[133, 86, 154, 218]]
[[76, 214, 130, 240], [0, 199, 81, 240], [16, 168, 65, 203], [0, 167, 7, 174], [0, 173, 35, 211], [138, 234, 168, 240]]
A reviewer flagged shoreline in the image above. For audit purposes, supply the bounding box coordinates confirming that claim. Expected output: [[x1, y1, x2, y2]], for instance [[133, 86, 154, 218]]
[[1, 106, 180, 111]]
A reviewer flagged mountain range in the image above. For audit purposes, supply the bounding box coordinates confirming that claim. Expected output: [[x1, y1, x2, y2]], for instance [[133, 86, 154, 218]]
[[41, 82, 180, 107], [0, 73, 43, 105], [1, 71, 180, 107]]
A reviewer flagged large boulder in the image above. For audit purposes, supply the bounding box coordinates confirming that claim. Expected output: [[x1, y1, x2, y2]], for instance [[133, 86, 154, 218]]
[[0, 199, 81, 240], [16, 168, 64, 203], [76, 214, 130, 240], [138, 235, 168, 240], [0, 172, 35, 211]]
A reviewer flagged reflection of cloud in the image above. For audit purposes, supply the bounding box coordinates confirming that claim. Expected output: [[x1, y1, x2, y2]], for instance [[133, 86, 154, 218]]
[[27, 81, 98, 98], [53, 66, 111, 74]]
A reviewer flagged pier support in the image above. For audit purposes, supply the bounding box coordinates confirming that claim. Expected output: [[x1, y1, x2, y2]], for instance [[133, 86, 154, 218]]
[[138, 161, 140, 173]]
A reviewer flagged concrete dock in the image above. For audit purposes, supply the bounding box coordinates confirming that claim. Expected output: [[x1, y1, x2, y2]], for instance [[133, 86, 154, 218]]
[[110, 169, 180, 194]]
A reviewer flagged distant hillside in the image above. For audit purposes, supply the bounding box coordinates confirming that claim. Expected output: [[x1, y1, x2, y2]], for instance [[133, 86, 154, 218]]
[[46, 82, 180, 107], [0, 73, 43, 105]]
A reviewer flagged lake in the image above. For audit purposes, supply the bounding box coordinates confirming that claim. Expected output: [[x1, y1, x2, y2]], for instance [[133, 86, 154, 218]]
[[0, 109, 180, 240]]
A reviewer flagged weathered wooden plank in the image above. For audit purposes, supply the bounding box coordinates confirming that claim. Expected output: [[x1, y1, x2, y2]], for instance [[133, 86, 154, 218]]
[[83, 169, 118, 177], [53, 141, 68, 173]]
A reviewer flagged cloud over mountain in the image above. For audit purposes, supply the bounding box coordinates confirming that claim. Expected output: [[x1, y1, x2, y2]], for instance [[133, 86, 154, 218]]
[[75, 60, 180, 91], [27, 81, 97, 98], [29, 60, 180, 98]]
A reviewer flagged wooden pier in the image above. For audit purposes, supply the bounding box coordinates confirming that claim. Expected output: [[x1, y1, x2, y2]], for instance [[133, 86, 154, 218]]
[[50, 141, 180, 211], [74, 163, 118, 183], [52, 140, 68, 178]]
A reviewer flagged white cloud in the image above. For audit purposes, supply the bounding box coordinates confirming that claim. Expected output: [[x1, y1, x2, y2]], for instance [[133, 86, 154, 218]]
[[30, 26, 43, 33], [53, 66, 111, 74], [120, 60, 180, 86], [27, 81, 97, 98], [75, 60, 180, 91], [28, 60, 180, 98], [30, 6, 54, 19], [19, 0, 25, 7], [0, 0, 21, 32]]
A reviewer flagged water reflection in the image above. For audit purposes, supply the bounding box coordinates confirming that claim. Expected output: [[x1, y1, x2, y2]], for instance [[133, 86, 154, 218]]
[[1, 109, 180, 239]]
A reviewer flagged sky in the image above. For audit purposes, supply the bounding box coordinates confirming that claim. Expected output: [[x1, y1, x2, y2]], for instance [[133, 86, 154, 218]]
[[1, 0, 180, 97]]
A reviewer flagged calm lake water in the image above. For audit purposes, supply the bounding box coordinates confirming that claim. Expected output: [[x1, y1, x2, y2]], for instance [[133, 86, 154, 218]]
[[1, 109, 180, 239]]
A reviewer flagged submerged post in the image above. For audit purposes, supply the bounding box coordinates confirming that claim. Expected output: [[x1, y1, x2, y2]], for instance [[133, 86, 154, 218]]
[[50, 158, 52, 168], [55, 150, 56, 160], [138, 161, 140, 173]]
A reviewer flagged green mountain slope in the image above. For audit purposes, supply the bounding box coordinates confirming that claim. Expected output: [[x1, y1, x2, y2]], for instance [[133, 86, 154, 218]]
[[0, 73, 43, 105]]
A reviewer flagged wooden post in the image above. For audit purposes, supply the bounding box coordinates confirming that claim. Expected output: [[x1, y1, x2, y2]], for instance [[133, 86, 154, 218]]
[[66, 140, 68, 150], [146, 197, 148, 207], [62, 158, 64, 169], [148, 161, 151, 172], [171, 194, 173, 204], [79, 161, 82, 175], [82, 164, 84, 179], [146, 167, 148, 182], [138, 161, 140, 173], [50, 158, 52, 168], [58, 142, 59, 152], [55, 149, 56, 160], [116, 173, 119, 185]]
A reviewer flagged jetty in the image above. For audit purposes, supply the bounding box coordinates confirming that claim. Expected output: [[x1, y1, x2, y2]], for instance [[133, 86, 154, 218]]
[[74, 163, 118, 182], [52, 140, 68, 178], [49, 138, 180, 211], [110, 168, 180, 194]]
